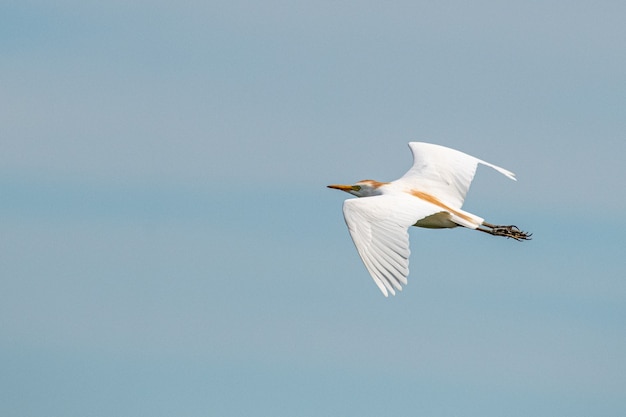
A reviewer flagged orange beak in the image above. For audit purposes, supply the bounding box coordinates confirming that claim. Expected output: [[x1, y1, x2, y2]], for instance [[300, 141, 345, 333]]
[[327, 184, 354, 193]]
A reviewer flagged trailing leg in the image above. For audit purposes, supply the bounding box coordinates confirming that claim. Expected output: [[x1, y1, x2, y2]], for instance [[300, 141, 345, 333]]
[[477, 222, 532, 241]]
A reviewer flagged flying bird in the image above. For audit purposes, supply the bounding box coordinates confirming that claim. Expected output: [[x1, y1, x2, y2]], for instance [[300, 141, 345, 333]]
[[328, 142, 531, 297]]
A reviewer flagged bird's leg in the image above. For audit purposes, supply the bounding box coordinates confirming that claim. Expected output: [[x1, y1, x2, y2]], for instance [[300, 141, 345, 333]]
[[477, 222, 532, 241]]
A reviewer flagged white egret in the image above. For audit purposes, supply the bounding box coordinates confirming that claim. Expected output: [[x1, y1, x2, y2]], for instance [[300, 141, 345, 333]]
[[328, 142, 531, 297]]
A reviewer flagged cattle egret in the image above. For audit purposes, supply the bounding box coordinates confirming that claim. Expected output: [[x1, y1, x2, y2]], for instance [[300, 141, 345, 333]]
[[328, 142, 531, 297]]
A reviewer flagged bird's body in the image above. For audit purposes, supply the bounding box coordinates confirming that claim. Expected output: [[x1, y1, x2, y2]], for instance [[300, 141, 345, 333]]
[[328, 142, 531, 297]]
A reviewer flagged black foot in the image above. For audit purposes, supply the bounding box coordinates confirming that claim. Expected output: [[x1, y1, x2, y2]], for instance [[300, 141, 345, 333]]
[[490, 225, 532, 241]]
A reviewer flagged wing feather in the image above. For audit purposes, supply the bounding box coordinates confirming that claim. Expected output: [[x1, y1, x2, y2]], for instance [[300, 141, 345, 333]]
[[371, 239, 409, 276], [399, 142, 516, 208], [342, 194, 440, 296]]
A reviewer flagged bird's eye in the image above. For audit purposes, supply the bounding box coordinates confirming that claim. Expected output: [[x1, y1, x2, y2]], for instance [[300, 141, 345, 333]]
[[352, 185, 361, 191]]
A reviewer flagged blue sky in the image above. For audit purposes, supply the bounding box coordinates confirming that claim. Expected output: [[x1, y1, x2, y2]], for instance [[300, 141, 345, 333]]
[[1, 1, 625, 416]]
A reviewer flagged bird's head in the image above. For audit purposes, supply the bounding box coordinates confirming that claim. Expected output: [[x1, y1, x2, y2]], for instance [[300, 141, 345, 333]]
[[327, 179, 387, 197]]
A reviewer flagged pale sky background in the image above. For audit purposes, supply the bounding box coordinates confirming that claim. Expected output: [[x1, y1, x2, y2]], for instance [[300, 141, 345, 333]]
[[2, 1, 625, 416]]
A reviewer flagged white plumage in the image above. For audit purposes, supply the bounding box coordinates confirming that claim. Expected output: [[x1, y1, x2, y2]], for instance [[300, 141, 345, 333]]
[[328, 142, 530, 297]]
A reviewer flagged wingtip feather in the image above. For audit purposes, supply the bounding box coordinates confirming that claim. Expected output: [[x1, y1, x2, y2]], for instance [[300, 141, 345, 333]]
[[479, 160, 517, 181]]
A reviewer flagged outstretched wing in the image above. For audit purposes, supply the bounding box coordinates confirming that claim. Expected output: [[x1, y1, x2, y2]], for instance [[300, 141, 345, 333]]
[[399, 142, 516, 208], [342, 194, 441, 297]]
